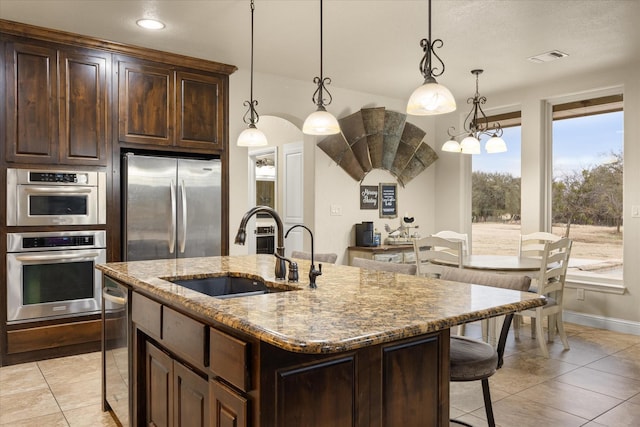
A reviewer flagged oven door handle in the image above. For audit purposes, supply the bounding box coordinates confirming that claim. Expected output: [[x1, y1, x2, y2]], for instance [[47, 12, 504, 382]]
[[169, 180, 176, 254], [14, 252, 101, 262], [102, 287, 127, 306], [24, 186, 92, 194]]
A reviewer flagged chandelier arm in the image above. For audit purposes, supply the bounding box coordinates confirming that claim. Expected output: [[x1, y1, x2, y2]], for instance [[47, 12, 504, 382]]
[[447, 126, 467, 139]]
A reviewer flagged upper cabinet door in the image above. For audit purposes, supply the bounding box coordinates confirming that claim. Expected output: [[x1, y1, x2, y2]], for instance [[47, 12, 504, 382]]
[[176, 71, 224, 151], [5, 42, 58, 164], [59, 48, 110, 165], [118, 59, 174, 146]]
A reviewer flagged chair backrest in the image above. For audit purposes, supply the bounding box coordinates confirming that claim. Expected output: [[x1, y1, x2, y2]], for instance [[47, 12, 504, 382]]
[[439, 266, 531, 291], [351, 257, 417, 275], [432, 230, 469, 255], [440, 267, 529, 367], [413, 236, 463, 277], [536, 238, 572, 299], [518, 232, 562, 258], [291, 250, 338, 264]]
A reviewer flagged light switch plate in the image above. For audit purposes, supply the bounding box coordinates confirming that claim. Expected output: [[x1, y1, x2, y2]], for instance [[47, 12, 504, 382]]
[[330, 204, 342, 216], [632, 205, 640, 218]]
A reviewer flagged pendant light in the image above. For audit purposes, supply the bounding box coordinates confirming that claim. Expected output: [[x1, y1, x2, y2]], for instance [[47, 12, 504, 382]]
[[237, 0, 268, 147], [302, 0, 340, 135], [442, 69, 507, 154], [407, 0, 456, 116]]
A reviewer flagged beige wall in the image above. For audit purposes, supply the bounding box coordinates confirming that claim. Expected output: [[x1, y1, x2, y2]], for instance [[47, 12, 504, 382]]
[[228, 70, 437, 264]]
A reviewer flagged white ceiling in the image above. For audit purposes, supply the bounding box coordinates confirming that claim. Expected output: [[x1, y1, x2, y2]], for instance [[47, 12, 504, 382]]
[[1, 0, 639, 101]]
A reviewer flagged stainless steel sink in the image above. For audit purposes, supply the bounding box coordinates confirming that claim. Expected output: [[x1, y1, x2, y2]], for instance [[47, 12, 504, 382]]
[[171, 275, 293, 299]]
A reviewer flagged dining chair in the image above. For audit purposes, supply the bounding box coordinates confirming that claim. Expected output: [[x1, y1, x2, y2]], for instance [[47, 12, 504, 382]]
[[291, 250, 338, 264], [515, 237, 572, 358], [432, 230, 470, 255], [518, 231, 562, 258], [440, 266, 532, 345], [413, 235, 463, 277], [351, 257, 417, 275], [440, 267, 531, 427]]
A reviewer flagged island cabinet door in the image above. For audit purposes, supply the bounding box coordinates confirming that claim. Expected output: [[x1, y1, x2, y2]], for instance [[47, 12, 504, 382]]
[[174, 362, 210, 427], [380, 334, 449, 427], [273, 355, 358, 427], [146, 342, 173, 427]]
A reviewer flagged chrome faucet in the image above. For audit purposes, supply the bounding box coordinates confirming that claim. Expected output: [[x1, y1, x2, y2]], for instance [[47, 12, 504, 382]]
[[235, 206, 296, 281], [285, 224, 321, 288]]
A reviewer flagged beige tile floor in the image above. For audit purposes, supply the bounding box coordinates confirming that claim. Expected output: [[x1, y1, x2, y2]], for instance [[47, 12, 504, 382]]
[[0, 321, 639, 426]]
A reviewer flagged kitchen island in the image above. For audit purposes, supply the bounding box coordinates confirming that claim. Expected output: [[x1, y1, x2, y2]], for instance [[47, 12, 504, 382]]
[[98, 254, 545, 427]]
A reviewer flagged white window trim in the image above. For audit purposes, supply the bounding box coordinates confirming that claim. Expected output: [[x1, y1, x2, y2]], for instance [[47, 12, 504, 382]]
[[546, 86, 625, 295]]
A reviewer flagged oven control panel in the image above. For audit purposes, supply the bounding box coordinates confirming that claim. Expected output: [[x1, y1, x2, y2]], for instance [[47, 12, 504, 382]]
[[29, 171, 88, 184], [22, 235, 95, 249]]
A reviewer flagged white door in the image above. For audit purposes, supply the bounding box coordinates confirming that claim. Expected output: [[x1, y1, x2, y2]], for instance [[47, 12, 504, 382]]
[[283, 142, 304, 256]]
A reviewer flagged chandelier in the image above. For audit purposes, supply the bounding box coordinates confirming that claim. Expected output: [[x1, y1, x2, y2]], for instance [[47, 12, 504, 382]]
[[303, 0, 340, 135], [406, 0, 456, 116], [237, 0, 268, 147], [442, 69, 507, 154]]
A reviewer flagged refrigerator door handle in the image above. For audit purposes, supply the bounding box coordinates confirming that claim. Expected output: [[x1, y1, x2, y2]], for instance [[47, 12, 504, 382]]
[[179, 180, 187, 253], [169, 179, 176, 254]]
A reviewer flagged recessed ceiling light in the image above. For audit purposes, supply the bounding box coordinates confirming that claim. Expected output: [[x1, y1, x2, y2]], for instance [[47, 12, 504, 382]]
[[527, 50, 569, 63], [136, 19, 165, 30]]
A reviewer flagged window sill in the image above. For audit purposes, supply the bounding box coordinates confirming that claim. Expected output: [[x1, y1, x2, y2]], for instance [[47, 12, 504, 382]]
[[565, 270, 626, 295]]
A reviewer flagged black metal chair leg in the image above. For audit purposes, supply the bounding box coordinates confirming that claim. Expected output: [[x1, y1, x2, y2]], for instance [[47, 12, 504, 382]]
[[482, 378, 496, 427]]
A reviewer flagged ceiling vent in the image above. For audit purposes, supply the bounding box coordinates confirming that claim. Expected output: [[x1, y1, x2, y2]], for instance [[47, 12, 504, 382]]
[[527, 50, 569, 63]]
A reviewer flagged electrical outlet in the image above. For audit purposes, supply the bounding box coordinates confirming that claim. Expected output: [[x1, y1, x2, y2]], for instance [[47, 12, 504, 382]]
[[576, 288, 585, 300], [330, 204, 342, 216], [632, 205, 640, 218]]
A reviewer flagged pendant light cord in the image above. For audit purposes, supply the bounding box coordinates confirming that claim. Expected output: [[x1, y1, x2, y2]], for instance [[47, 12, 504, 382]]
[[242, 0, 259, 126], [320, 0, 324, 83]]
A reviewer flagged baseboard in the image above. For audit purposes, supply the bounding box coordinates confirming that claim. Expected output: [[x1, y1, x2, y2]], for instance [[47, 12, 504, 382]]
[[564, 310, 640, 336]]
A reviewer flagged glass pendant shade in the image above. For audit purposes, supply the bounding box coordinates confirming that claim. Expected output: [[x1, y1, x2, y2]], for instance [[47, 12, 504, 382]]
[[460, 135, 481, 154], [485, 136, 507, 153], [441, 139, 461, 153], [303, 108, 340, 135], [407, 80, 456, 116], [237, 125, 268, 147]]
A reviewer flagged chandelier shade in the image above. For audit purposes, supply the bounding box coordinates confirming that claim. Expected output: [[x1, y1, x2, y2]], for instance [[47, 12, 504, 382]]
[[406, 0, 456, 116], [237, 0, 267, 147], [443, 69, 507, 155], [304, 0, 340, 135]]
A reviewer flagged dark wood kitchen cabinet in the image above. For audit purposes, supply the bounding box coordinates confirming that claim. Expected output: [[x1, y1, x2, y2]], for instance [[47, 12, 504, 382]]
[[146, 341, 210, 427], [4, 40, 109, 165], [117, 58, 225, 153]]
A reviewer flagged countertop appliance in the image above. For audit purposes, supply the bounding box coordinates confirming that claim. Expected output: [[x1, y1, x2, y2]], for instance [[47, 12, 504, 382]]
[[6, 230, 106, 323], [7, 168, 106, 226], [123, 153, 221, 261], [102, 276, 131, 426], [355, 222, 375, 247]]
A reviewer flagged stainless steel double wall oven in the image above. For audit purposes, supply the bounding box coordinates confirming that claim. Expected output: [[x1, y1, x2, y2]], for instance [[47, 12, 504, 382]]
[[5, 168, 107, 324]]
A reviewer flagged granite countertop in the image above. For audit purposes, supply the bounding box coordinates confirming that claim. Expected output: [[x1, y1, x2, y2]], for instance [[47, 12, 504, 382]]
[[97, 254, 545, 354]]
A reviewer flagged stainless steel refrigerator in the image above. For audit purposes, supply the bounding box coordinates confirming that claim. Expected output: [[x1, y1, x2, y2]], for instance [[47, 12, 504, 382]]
[[123, 153, 221, 261]]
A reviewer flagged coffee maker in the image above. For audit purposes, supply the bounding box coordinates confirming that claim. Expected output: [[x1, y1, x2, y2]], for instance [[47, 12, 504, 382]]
[[355, 222, 375, 247]]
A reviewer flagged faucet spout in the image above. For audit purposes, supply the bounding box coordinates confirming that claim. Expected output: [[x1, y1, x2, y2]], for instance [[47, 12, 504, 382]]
[[235, 206, 287, 280], [285, 224, 321, 288]]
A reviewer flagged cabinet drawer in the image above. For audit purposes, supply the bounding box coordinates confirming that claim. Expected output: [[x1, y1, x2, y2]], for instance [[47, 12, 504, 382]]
[[162, 307, 206, 369], [209, 328, 249, 391], [132, 292, 162, 338]]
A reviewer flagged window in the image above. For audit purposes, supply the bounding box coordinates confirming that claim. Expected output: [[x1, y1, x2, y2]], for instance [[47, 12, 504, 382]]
[[551, 95, 623, 280], [471, 112, 522, 255]]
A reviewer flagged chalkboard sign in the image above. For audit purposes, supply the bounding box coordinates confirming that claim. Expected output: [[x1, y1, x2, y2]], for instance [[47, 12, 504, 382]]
[[360, 185, 378, 210], [379, 183, 397, 218]]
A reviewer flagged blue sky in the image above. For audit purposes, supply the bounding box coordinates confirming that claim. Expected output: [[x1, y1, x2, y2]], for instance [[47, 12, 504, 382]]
[[472, 111, 624, 178]]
